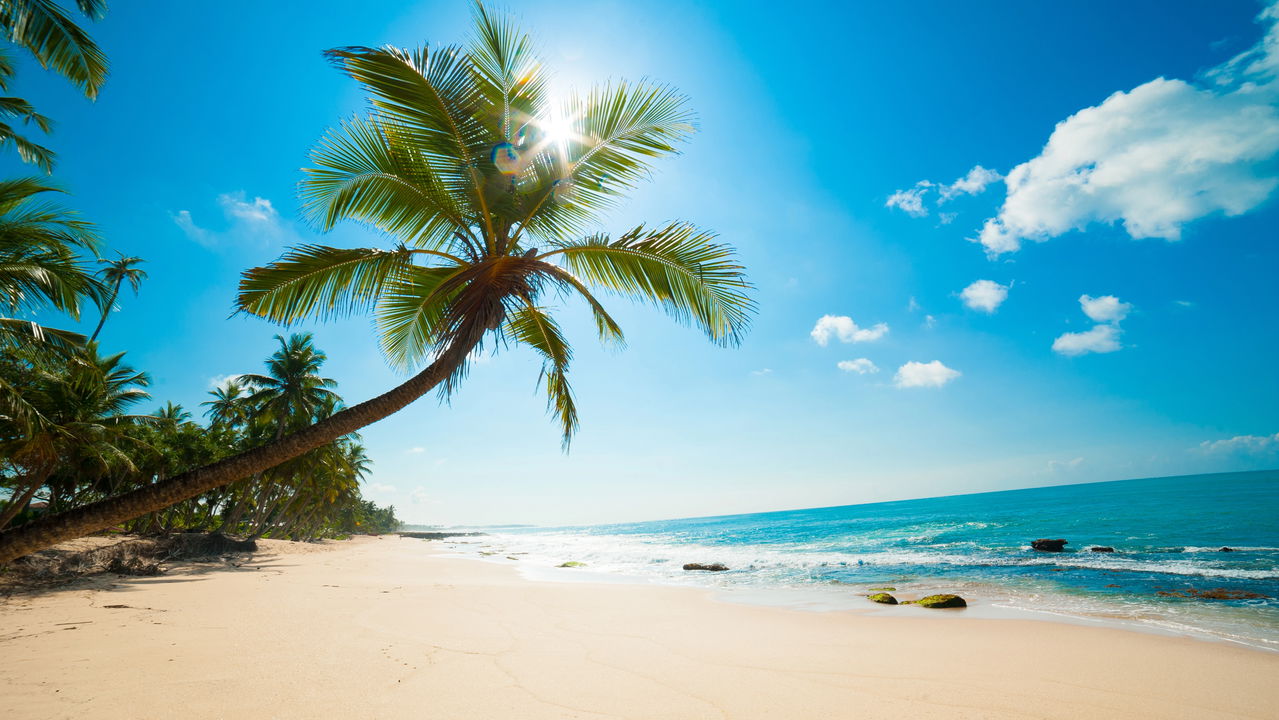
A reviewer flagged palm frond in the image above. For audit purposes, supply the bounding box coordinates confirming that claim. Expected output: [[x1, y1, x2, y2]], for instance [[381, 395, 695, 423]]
[[540, 223, 754, 346], [468, 0, 547, 141], [373, 264, 468, 371], [515, 82, 694, 241], [324, 44, 495, 240], [506, 303, 577, 448], [0, 120, 54, 172], [0, 0, 108, 98], [301, 116, 473, 251], [236, 244, 420, 325]]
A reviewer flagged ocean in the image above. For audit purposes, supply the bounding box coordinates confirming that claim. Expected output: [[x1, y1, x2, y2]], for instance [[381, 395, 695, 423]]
[[435, 470, 1279, 651]]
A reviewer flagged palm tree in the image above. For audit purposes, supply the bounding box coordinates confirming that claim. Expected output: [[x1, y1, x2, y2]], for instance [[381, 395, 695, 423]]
[[242, 333, 339, 437], [202, 378, 251, 429], [0, 0, 109, 171], [88, 253, 145, 342], [0, 343, 150, 528], [0, 177, 104, 350], [0, 3, 754, 563]]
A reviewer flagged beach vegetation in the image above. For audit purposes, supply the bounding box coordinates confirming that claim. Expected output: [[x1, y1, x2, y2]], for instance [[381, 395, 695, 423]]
[[0, 1, 753, 563]]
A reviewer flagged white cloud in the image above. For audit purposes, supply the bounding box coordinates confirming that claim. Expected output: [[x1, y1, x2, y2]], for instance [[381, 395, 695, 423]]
[[974, 3, 1279, 256], [172, 191, 287, 247], [837, 358, 879, 374], [1052, 324, 1122, 356], [409, 488, 437, 505], [940, 165, 1003, 202], [1197, 432, 1279, 454], [923, 314, 936, 329], [750, 368, 773, 376], [893, 360, 960, 388], [172, 210, 212, 246], [366, 482, 396, 494], [959, 279, 1010, 313], [1079, 294, 1132, 323], [407, 447, 426, 454], [885, 182, 931, 217], [218, 192, 280, 227], [810, 315, 889, 345]]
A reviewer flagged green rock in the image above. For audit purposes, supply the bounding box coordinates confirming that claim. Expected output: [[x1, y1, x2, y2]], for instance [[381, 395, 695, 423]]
[[867, 593, 898, 605], [916, 594, 967, 608], [558, 561, 586, 568], [868, 587, 896, 592]]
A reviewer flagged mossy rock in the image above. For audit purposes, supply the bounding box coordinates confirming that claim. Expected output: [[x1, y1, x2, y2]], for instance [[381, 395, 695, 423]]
[[558, 561, 586, 568], [868, 587, 896, 592], [916, 594, 967, 608], [867, 593, 898, 605]]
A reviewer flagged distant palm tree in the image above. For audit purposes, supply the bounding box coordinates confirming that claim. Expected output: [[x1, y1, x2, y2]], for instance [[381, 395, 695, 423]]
[[241, 333, 340, 438], [0, 343, 150, 528], [0, 3, 754, 562], [202, 378, 251, 429], [87, 253, 145, 342], [0, 0, 109, 171]]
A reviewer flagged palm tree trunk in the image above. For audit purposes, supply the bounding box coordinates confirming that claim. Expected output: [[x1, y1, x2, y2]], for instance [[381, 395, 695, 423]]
[[0, 337, 476, 563], [88, 281, 121, 343], [0, 473, 47, 530]]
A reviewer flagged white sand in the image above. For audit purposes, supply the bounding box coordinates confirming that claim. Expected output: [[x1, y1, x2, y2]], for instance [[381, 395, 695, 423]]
[[2, 535, 1276, 719]]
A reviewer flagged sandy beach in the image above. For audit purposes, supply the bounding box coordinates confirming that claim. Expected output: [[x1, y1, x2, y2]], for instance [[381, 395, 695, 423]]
[[0, 536, 1275, 719]]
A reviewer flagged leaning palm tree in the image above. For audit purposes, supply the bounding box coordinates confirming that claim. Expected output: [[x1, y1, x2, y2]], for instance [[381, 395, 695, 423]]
[[0, 3, 754, 562], [87, 253, 145, 342], [0, 0, 108, 171]]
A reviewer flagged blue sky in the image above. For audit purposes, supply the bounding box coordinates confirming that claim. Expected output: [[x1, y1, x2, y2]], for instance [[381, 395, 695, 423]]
[[13, 1, 1279, 525]]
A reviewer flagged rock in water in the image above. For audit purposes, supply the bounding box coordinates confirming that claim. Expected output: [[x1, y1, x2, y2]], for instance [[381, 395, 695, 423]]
[[1031, 539, 1068, 552], [867, 593, 898, 605], [1090, 546, 1115, 553], [683, 563, 729, 571], [916, 594, 967, 608], [1220, 547, 1235, 552]]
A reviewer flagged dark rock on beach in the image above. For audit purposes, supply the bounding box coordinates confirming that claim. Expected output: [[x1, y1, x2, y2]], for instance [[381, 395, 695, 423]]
[[867, 593, 898, 604], [915, 594, 967, 608], [399, 531, 486, 540], [683, 563, 729, 572], [1031, 539, 1068, 552], [1090, 546, 1115, 553]]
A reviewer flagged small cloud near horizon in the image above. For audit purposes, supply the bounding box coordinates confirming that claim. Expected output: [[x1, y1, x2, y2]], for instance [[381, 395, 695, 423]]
[[1196, 432, 1279, 454]]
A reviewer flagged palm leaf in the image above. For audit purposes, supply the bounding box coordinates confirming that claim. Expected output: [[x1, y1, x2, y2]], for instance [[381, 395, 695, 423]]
[[506, 303, 577, 447], [302, 117, 473, 251], [236, 244, 419, 325], [540, 223, 754, 346], [373, 264, 468, 371], [0, 0, 108, 98]]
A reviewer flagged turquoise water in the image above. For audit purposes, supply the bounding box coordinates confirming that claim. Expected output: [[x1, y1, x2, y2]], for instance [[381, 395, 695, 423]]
[[460, 470, 1279, 650]]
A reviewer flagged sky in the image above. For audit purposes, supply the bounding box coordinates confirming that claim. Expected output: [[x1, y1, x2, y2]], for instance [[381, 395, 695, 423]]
[[11, 0, 1279, 526]]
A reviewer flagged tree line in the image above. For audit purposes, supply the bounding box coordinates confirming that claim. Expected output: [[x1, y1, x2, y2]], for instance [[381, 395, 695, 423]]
[[0, 1, 400, 544], [0, 1, 753, 562]]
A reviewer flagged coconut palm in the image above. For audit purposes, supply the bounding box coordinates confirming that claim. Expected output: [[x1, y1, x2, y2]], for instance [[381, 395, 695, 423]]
[[202, 378, 252, 429], [0, 177, 103, 349], [87, 253, 145, 342], [0, 3, 754, 562], [0, 0, 109, 171], [0, 343, 149, 528]]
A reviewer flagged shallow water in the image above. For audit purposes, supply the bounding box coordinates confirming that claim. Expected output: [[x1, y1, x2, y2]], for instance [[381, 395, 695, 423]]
[[439, 470, 1279, 651]]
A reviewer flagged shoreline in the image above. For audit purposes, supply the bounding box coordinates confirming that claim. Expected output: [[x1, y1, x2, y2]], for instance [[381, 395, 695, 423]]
[[436, 536, 1279, 654], [3, 535, 1278, 719]]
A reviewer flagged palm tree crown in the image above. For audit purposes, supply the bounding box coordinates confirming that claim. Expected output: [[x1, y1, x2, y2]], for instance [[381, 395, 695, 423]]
[[88, 252, 146, 342], [238, 2, 755, 446]]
